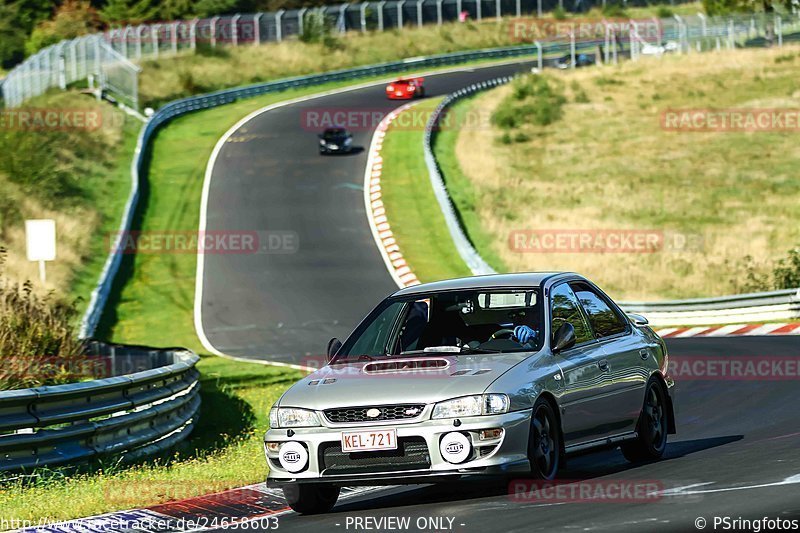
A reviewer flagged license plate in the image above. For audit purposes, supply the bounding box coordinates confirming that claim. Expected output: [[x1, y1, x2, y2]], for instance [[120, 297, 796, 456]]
[[341, 429, 397, 453]]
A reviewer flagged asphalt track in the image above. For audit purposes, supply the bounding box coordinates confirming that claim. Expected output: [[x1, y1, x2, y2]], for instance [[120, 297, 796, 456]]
[[199, 60, 800, 531], [198, 59, 538, 365]]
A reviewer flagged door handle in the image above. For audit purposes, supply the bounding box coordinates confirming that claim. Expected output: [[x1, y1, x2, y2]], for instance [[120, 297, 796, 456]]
[[598, 359, 609, 372], [639, 349, 649, 360]]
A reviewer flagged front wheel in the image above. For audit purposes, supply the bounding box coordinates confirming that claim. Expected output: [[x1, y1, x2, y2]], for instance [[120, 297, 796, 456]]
[[621, 379, 669, 463], [527, 398, 561, 479], [282, 483, 340, 515]]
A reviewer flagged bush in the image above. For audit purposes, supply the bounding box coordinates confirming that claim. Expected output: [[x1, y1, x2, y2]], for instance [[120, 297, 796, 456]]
[[656, 6, 674, 18], [601, 1, 628, 18], [25, 0, 99, 55], [773, 247, 800, 289], [0, 249, 87, 390], [492, 74, 566, 129], [553, 6, 567, 20]]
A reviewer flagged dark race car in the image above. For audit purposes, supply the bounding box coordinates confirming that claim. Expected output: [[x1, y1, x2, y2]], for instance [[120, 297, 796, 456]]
[[555, 53, 596, 69], [318, 127, 354, 155]]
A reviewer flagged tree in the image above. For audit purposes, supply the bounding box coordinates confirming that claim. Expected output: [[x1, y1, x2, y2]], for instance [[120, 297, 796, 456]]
[[192, 0, 239, 18], [100, 0, 158, 26], [158, 0, 196, 20], [0, 3, 26, 67], [25, 0, 100, 55]]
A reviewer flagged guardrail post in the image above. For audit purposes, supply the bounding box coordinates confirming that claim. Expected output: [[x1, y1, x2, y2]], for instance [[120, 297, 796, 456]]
[[152, 24, 160, 57], [516, 0, 520, 18], [231, 14, 240, 45], [211, 16, 220, 47], [496, 0, 501, 20], [534, 40, 542, 71], [275, 10, 284, 41], [360, 3, 368, 32], [457, 0, 463, 19], [728, 19, 734, 49], [377, 1, 386, 31], [254, 13, 263, 44], [436, 0, 443, 25], [190, 19, 198, 49], [397, 0, 405, 28], [171, 21, 179, 54], [476, 0, 482, 21], [570, 30, 576, 68], [417, 0, 424, 27], [537, 0, 542, 18], [295, 9, 305, 38], [337, 4, 347, 33]]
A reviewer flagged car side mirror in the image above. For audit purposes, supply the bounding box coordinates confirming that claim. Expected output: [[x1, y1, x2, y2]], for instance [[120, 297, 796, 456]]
[[552, 323, 576, 353], [327, 338, 342, 362], [627, 313, 649, 326]]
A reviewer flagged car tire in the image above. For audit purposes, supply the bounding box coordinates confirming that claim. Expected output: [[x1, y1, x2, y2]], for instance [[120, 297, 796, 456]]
[[283, 483, 340, 515], [418, 86, 426, 97], [621, 378, 669, 463], [527, 397, 561, 480]]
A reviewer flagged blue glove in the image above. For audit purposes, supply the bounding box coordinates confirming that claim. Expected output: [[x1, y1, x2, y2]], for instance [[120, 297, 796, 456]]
[[513, 325, 537, 344]]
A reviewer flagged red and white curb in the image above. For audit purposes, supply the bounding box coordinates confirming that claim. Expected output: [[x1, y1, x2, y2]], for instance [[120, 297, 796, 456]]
[[364, 102, 422, 290], [17, 484, 384, 532], [655, 322, 800, 338]]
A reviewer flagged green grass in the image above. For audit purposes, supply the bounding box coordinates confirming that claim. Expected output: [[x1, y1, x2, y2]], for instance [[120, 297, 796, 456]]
[[0, 355, 303, 521], [432, 96, 509, 274], [378, 99, 472, 282]]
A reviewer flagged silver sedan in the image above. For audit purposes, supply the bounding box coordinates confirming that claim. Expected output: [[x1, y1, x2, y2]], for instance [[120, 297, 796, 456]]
[[265, 272, 676, 514]]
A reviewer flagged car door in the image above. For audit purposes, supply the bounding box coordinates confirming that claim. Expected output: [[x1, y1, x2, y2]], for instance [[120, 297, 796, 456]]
[[549, 283, 620, 447], [571, 282, 648, 435]]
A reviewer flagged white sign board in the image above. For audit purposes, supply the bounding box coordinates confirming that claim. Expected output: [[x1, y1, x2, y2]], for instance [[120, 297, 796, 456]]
[[25, 219, 57, 262]]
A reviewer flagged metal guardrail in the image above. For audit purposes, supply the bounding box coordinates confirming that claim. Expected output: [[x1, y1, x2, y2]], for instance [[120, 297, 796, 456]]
[[422, 49, 800, 326], [0, 343, 200, 473], [79, 44, 549, 338]]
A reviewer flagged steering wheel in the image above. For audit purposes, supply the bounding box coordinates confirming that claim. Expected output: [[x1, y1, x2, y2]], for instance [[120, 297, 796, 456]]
[[490, 328, 516, 340]]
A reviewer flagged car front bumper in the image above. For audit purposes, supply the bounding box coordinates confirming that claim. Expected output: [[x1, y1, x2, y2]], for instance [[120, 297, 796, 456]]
[[265, 409, 532, 486]]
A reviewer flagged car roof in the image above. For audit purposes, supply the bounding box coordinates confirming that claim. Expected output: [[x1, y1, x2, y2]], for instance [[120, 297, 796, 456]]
[[323, 127, 348, 134], [391, 271, 579, 297]]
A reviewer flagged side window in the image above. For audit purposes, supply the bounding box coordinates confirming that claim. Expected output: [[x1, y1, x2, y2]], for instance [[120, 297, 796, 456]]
[[345, 302, 404, 357], [550, 284, 593, 346], [572, 284, 628, 339]]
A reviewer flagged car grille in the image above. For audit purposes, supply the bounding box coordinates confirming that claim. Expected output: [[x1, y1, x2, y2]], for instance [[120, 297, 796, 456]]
[[324, 404, 425, 423], [319, 437, 431, 475]]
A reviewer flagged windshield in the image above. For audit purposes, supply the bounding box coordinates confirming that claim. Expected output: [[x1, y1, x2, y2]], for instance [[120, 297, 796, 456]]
[[323, 129, 347, 139], [334, 289, 543, 362]]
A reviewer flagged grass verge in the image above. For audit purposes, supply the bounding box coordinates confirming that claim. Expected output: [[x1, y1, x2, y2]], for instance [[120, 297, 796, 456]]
[[441, 46, 800, 301], [378, 99, 472, 282]]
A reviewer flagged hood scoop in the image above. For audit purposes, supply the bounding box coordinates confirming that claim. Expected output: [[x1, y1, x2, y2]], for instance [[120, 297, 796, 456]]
[[363, 358, 450, 374]]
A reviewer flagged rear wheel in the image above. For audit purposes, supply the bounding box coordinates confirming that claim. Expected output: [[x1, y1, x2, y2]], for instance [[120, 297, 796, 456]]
[[527, 398, 561, 479], [283, 483, 340, 515], [621, 379, 668, 462]]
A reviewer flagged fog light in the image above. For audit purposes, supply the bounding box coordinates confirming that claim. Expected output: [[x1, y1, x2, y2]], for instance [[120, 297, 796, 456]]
[[479, 428, 503, 441], [278, 441, 308, 473], [440, 432, 471, 464], [265, 442, 280, 453]]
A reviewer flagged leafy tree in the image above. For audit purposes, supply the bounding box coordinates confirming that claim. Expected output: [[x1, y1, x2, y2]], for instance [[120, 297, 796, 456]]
[[101, 0, 158, 25], [0, 2, 26, 67], [25, 0, 100, 54], [192, 0, 239, 18], [773, 247, 800, 289], [158, 0, 196, 20]]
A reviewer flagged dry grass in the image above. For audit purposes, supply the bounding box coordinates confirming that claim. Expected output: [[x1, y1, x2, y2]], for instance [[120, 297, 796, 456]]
[[451, 45, 800, 300], [137, 2, 704, 107]]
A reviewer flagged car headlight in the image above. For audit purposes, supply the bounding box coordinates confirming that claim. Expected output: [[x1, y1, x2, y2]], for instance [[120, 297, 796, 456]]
[[432, 394, 509, 419], [344, 137, 352, 145], [269, 407, 320, 428], [319, 139, 326, 145]]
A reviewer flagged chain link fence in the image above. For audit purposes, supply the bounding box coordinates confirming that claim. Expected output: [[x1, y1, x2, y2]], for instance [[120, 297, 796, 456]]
[[1, 3, 798, 109]]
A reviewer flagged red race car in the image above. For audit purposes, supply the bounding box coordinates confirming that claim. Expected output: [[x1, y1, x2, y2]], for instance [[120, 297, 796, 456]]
[[385, 77, 426, 100]]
